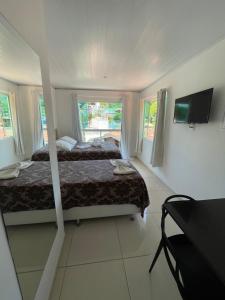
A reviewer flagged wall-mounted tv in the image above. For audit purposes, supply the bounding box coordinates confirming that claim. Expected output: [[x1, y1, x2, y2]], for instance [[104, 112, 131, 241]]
[[174, 88, 213, 124]]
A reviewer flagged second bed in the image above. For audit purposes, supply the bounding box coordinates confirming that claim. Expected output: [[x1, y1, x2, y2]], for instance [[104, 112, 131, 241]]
[[0, 160, 149, 225]]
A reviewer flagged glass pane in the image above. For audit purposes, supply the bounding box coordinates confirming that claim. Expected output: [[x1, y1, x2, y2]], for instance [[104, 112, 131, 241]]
[[143, 99, 157, 141], [0, 93, 13, 138], [79, 101, 122, 142]]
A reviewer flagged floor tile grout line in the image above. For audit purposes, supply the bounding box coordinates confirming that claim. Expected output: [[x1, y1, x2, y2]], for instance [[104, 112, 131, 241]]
[[59, 252, 156, 269], [17, 268, 44, 275], [64, 257, 124, 268], [58, 267, 67, 300], [114, 218, 132, 300]]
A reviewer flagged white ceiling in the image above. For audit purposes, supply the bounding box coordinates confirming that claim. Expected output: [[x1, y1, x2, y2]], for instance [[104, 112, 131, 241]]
[[0, 16, 42, 86], [1, 0, 225, 91], [44, 0, 225, 91]]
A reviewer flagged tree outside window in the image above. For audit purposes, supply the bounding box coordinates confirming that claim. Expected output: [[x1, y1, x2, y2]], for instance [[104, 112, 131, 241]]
[[0, 93, 13, 138]]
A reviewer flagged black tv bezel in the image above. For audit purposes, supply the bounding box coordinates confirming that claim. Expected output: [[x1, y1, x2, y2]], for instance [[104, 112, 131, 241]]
[[173, 88, 213, 124]]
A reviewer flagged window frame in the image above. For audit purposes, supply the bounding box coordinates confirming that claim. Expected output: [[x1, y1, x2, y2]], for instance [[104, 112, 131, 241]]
[[0, 91, 13, 139], [142, 96, 157, 142]]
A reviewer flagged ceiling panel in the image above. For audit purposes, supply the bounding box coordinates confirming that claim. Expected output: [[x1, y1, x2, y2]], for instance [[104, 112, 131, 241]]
[[44, 0, 225, 91], [0, 17, 41, 86], [2, 0, 225, 90]]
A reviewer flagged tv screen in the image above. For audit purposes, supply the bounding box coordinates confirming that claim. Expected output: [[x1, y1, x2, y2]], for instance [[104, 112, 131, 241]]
[[174, 102, 190, 123], [174, 88, 213, 124]]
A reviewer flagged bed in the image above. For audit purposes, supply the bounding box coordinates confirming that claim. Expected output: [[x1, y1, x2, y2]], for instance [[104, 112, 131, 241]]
[[0, 160, 149, 225], [31, 141, 121, 161]]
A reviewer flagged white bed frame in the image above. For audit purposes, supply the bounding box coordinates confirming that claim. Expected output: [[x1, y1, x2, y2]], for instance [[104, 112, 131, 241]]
[[3, 204, 140, 226]]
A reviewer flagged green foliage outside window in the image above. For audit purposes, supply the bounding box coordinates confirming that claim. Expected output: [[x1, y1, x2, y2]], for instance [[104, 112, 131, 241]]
[[143, 99, 157, 140], [78, 101, 122, 130], [39, 95, 48, 145], [0, 93, 13, 138]]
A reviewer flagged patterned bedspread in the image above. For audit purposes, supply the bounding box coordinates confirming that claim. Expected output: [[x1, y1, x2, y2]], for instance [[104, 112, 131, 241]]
[[0, 160, 149, 215], [31, 142, 121, 161]]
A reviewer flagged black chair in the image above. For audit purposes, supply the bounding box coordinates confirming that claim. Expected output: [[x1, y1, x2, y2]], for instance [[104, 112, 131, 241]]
[[149, 195, 225, 300]]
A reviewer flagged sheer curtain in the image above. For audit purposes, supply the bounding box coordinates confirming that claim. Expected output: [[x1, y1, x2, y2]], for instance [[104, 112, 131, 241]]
[[32, 89, 44, 151], [137, 96, 144, 154], [9, 92, 25, 158], [120, 96, 129, 159], [151, 89, 167, 167], [72, 93, 83, 141]]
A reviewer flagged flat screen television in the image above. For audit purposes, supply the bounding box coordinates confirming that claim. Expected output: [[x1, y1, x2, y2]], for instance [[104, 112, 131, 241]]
[[174, 88, 213, 124]]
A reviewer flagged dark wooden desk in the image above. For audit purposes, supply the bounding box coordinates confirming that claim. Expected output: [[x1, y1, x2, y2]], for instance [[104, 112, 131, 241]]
[[164, 198, 225, 286]]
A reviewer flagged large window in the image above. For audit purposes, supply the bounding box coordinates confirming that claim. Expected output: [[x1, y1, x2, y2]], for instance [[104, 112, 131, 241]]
[[78, 101, 122, 142], [0, 93, 13, 138], [39, 95, 48, 145], [143, 99, 157, 141]]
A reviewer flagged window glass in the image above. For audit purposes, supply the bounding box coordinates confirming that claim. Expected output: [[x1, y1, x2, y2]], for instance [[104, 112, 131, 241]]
[[39, 95, 48, 145], [78, 101, 122, 142], [143, 99, 157, 141], [0, 93, 13, 138]]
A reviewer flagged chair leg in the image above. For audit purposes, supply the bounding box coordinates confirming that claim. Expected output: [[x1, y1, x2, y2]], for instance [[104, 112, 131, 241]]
[[149, 239, 163, 273]]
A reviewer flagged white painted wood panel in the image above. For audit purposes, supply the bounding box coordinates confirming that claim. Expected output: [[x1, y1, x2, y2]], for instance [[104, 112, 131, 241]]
[[2, 1, 225, 91]]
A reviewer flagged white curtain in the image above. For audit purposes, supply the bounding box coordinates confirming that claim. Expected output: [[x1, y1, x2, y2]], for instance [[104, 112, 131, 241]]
[[72, 93, 83, 141], [32, 90, 44, 151], [9, 92, 25, 158], [136, 97, 144, 154], [151, 89, 167, 167], [120, 97, 129, 159]]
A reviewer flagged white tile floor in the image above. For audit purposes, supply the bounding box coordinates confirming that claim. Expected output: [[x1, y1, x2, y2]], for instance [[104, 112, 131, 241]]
[[9, 158, 183, 300], [49, 158, 182, 300], [6, 223, 57, 299]]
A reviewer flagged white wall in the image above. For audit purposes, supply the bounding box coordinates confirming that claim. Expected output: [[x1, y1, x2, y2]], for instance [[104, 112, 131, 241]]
[[139, 38, 225, 199], [54, 89, 139, 156]]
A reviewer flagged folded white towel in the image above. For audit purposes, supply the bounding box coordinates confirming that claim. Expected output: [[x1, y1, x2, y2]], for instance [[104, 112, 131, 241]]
[[0, 160, 33, 180], [110, 159, 130, 167], [0, 168, 20, 179], [113, 165, 136, 175], [19, 160, 33, 169], [0, 162, 20, 171]]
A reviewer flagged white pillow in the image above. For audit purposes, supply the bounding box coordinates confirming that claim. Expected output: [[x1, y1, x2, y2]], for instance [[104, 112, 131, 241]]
[[56, 139, 74, 151], [60, 136, 77, 146]]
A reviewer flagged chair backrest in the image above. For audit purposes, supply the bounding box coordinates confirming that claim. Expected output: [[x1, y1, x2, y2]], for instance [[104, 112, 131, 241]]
[[161, 195, 196, 299]]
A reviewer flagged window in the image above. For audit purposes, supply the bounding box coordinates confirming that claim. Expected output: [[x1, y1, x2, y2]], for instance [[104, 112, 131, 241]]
[[78, 101, 122, 142], [39, 95, 48, 145], [143, 98, 157, 141], [0, 93, 13, 138]]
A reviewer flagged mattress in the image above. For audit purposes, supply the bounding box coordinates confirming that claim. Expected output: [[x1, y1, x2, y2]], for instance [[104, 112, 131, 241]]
[[0, 160, 149, 215], [31, 141, 121, 161]]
